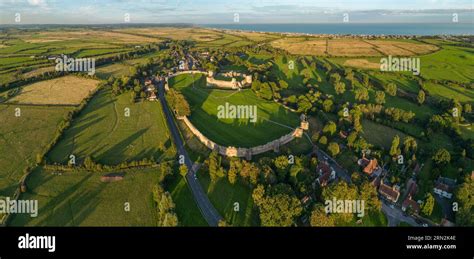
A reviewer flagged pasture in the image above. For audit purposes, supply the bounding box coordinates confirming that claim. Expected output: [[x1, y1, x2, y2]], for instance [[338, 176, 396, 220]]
[[420, 43, 474, 83], [10, 167, 162, 226], [169, 73, 301, 147], [47, 88, 175, 165], [0, 105, 72, 197]]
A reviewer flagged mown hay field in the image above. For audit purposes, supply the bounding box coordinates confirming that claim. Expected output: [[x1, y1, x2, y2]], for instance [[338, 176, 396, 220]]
[[7, 76, 99, 105]]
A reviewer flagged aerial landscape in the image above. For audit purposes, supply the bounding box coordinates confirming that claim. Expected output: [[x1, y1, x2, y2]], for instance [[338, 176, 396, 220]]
[[0, 0, 472, 235]]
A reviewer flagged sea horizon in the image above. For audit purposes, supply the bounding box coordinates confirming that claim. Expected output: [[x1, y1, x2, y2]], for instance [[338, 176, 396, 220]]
[[201, 23, 474, 36]]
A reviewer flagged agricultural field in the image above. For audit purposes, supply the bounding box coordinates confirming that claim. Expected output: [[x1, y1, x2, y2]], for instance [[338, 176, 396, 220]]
[[225, 30, 281, 42], [0, 28, 162, 87], [0, 105, 72, 197], [95, 50, 165, 79], [47, 88, 175, 165], [271, 37, 327, 56], [271, 37, 439, 57], [6, 76, 99, 105], [170, 73, 301, 147], [10, 167, 163, 226], [115, 27, 221, 42]]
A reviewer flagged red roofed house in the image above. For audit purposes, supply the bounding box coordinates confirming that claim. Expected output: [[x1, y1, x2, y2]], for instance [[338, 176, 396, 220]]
[[315, 162, 336, 187], [378, 182, 400, 203], [402, 195, 420, 214], [358, 154, 382, 177]]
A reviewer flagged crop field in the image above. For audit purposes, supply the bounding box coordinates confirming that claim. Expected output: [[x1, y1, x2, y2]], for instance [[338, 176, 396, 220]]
[[10, 167, 162, 226], [271, 37, 327, 56], [95, 50, 165, 79], [0, 29, 163, 87], [328, 39, 381, 56], [170, 73, 301, 147], [115, 27, 222, 42], [21, 30, 161, 44], [226, 30, 281, 42], [47, 88, 175, 165], [0, 105, 72, 197], [271, 37, 440, 57], [6, 76, 99, 105]]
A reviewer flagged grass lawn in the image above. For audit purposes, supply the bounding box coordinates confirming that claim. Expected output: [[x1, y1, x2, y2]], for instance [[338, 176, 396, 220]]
[[359, 210, 388, 226], [10, 167, 163, 226], [0, 105, 72, 197], [164, 175, 207, 226], [424, 82, 474, 103], [197, 171, 259, 226], [361, 119, 407, 150], [420, 44, 474, 83], [170, 73, 301, 147], [47, 88, 175, 165]]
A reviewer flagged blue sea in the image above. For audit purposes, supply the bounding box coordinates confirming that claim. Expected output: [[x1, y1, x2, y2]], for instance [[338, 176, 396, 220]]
[[202, 23, 473, 36]]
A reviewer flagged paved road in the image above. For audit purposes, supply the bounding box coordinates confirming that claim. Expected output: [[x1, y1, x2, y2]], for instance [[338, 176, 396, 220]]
[[157, 81, 223, 226], [382, 202, 420, 226]]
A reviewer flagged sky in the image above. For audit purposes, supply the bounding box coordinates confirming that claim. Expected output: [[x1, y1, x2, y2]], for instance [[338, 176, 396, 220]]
[[0, 0, 472, 24]]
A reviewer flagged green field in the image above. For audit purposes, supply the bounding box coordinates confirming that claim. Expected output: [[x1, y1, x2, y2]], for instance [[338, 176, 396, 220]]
[[420, 42, 474, 83], [198, 171, 259, 226], [0, 105, 72, 197], [170, 73, 301, 147], [47, 88, 175, 165], [10, 167, 163, 226], [424, 82, 474, 102], [361, 119, 408, 150], [165, 175, 207, 226]]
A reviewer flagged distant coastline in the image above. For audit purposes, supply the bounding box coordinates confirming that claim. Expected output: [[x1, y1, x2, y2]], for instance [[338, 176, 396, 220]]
[[201, 23, 474, 36]]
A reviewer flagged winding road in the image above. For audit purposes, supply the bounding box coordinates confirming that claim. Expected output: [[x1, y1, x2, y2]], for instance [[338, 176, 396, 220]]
[[157, 80, 223, 226]]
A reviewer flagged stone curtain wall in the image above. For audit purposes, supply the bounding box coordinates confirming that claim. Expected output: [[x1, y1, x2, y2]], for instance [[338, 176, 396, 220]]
[[178, 116, 304, 159], [166, 70, 251, 90], [168, 70, 302, 159]]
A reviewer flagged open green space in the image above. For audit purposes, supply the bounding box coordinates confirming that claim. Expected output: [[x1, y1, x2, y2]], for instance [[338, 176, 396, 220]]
[[197, 171, 258, 226], [10, 167, 163, 226], [47, 88, 175, 165], [170, 73, 301, 147], [165, 175, 207, 226], [0, 105, 72, 197], [420, 43, 474, 83]]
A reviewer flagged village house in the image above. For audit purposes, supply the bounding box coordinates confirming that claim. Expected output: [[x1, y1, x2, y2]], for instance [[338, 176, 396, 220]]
[[358, 154, 382, 178], [402, 196, 420, 214], [433, 177, 456, 199], [378, 181, 400, 203], [315, 161, 336, 187]]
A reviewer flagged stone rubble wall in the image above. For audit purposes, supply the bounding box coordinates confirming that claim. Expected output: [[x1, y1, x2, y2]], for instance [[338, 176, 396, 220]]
[[168, 70, 302, 159], [166, 70, 251, 90], [178, 116, 302, 158]]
